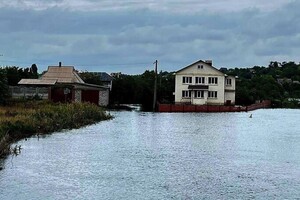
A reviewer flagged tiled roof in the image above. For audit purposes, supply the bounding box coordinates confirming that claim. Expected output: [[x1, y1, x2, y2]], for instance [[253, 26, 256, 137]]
[[42, 66, 84, 83]]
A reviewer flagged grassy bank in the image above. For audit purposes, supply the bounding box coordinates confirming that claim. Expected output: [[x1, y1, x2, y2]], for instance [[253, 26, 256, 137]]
[[0, 101, 112, 158]]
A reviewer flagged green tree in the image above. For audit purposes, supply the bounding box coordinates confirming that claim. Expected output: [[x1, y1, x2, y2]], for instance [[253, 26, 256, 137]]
[[110, 74, 137, 105], [30, 64, 38, 78], [79, 72, 103, 85], [109, 70, 175, 111], [0, 68, 9, 105], [157, 71, 175, 103], [6, 66, 21, 86]]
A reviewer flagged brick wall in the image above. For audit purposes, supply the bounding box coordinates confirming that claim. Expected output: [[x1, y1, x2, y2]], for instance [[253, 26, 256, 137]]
[[99, 90, 109, 106]]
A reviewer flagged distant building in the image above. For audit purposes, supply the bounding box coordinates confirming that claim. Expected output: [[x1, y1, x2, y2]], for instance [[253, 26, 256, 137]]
[[90, 72, 113, 90], [111, 72, 122, 78], [17, 62, 110, 106], [277, 78, 292, 85], [174, 60, 236, 105], [293, 80, 300, 84]]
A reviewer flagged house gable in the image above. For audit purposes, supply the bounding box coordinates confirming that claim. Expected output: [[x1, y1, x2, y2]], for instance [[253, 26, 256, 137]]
[[176, 60, 224, 76]]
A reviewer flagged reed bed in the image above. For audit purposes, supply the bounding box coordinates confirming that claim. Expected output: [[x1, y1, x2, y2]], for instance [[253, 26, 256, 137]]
[[0, 101, 112, 158]]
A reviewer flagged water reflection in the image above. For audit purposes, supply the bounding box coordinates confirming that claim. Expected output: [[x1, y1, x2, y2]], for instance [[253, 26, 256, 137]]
[[0, 109, 300, 199]]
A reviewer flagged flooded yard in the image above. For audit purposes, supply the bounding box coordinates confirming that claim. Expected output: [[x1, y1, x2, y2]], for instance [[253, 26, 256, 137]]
[[1, 109, 300, 199]]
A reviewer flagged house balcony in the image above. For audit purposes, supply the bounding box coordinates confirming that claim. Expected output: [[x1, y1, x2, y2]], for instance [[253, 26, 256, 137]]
[[188, 85, 209, 90]]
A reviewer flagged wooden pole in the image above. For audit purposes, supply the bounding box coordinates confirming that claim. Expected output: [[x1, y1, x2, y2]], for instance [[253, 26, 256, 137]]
[[153, 60, 158, 112]]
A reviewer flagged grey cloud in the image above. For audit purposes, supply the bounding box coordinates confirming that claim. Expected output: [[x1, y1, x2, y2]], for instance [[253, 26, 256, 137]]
[[1, 0, 290, 13], [0, 1, 300, 74]]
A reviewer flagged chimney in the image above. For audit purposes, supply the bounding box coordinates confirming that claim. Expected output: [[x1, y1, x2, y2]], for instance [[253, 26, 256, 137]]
[[59, 62, 62, 67], [205, 60, 212, 66]]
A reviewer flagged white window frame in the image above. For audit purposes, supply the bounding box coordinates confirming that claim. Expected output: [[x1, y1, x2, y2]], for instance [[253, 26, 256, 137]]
[[208, 91, 218, 98], [182, 90, 191, 98], [182, 76, 192, 84], [208, 77, 218, 85], [194, 90, 204, 98], [195, 77, 205, 84], [226, 78, 232, 86]]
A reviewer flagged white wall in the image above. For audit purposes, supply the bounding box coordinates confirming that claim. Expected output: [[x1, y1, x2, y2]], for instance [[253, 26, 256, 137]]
[[225, 91, 235, 105], [224, 76, 236, 104], [206, 76, 225, 105], [175, 74, 191, 103]]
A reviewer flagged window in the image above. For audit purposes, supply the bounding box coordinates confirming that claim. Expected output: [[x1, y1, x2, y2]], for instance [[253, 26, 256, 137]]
[[208, 77, 218, 84], [208, 91, 218, 98], [182, 90, 191, 98], [226, 78, 232, 85], [195, 90, 204, 98], [198, 65, 203, 69], [195, 77, 205, 84], [182, 76, 192, 84]]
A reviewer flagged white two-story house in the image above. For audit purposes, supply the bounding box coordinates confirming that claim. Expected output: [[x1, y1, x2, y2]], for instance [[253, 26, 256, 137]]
[[174, 60, 236, 105]]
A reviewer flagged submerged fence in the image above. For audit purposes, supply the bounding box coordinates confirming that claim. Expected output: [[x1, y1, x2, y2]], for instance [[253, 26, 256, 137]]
[[158, 100, 271, 113]]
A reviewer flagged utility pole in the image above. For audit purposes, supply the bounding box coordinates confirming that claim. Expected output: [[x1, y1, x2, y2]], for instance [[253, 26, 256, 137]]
[[153, 60, 158, 112], [0, 54, 3, 67]]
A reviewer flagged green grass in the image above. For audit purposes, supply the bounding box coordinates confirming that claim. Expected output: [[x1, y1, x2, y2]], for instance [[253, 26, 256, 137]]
[[0, 101, 112, 158]]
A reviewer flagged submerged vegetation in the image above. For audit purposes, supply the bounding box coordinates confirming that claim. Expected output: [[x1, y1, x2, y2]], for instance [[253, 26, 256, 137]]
[[0, 101, 112, 158]]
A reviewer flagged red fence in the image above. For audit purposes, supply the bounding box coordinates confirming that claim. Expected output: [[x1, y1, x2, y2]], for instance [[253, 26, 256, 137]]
[[246, 100, 271, 111], [158, 100, 271, 113]]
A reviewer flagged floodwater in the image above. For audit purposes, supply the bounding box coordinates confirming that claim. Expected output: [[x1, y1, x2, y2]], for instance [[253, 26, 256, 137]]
[[0, 109, 300, 199]]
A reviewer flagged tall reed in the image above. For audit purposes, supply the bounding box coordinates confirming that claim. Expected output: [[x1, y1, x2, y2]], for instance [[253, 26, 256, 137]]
[[0, 101, 112, 158]]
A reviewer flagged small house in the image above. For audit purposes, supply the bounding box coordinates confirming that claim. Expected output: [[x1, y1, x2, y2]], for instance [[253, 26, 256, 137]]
[[18, 62, 110, 106]]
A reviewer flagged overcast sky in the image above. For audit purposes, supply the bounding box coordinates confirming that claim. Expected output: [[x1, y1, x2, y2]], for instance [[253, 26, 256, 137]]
[[0, 0, 299, 74]]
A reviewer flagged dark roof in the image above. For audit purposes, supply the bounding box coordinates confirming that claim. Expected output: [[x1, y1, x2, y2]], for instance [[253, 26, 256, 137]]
[[73, 82, 109, 90], [91, 72, 113, 82], [188, 85, 209, 90]]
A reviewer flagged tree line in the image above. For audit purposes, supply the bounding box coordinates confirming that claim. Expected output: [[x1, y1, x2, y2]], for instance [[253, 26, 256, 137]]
[[223, 61, 300, 108], [108, 61, 300, 109], [109, 70, 175, 110], [1, 61, 300, 109], [0, 64, 38, 104]]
